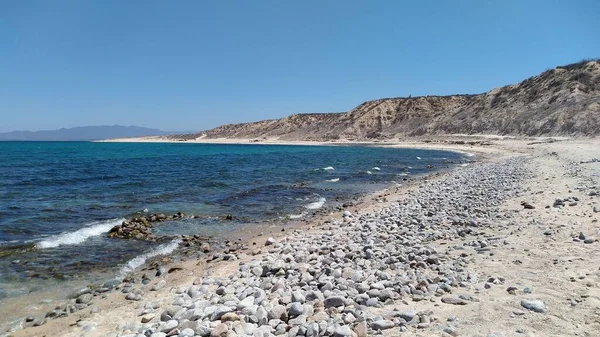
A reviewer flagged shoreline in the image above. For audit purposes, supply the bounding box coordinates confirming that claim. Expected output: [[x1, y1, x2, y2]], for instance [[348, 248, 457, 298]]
[[5, 138, 600, 337], [0, 140, 513, 336], [95, 134, 537, 159], [0, 142, 476, 335]]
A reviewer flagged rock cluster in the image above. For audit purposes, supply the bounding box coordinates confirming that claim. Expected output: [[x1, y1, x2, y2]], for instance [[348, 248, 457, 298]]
[[108, 157, 536, 337], [108, 213, 173, 240], [552, 196, 580, 208], [108, 213, 192, 241]]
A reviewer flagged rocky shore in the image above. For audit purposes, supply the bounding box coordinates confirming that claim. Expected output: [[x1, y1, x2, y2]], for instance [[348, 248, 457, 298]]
[[7, 139, 600, 337]]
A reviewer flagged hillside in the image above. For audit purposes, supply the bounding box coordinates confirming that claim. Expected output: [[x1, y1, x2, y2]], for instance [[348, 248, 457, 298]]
[[0, 125, 177, 141], [192, 59, 600, 140]]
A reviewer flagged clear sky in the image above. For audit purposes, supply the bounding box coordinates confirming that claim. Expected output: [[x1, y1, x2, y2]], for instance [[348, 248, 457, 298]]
[[0, 1, 598, 132]]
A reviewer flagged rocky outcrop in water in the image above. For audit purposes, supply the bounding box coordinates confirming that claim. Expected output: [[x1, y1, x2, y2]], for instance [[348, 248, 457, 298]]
[[108, 213, 175, 241]]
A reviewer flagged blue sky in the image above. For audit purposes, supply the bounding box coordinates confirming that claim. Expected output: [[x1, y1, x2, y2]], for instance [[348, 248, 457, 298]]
[[0, 1, 598, 132]]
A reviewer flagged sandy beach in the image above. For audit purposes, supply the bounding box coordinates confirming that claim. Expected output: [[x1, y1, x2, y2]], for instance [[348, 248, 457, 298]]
[[6, 137, 600, 337]]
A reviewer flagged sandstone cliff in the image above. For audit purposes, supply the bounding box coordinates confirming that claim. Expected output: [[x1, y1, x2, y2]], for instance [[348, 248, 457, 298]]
[[194, 59, 600, 140]]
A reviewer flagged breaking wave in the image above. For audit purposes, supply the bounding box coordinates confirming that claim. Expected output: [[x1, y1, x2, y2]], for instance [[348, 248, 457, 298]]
[[119, 238, 182, 277], [36, 218, 124, 249], [305, 197, 326, 210]]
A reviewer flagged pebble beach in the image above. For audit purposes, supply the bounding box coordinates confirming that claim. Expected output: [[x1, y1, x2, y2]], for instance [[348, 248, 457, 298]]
[[7, 138, 600, 337]]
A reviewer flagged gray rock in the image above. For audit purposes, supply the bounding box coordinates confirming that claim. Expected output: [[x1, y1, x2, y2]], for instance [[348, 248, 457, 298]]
[[160, 319, 178, 332], [141, 313, 155, 323], [444, 326, 456, 334], [256, 306, 268, 325], [237, 296, 255, 310], [210, 323, 228, 336], [187, 286, 201, 298], [366, 298, 379, 307], [210, 305, 234, 321], [103, 279, 121, 289], [241, 305, 258, 317], [305, 290, 324, 302], [179, 328, 195, 337], [268, 304, 287, 320], [151, 280, 166, 291], [291, 291, 306, 303], [398, 310, 417, 322], [194, 323, 213, 337], [125, 292, 142, 301], [305, 322, 319, 337], [371, 320, 395, 330], [220, 312, 240, 322], [289, 302, 304, 316], [76, 293, 93, 304], [69, 288, 91, 299], [324, 295, 345, 308], [441, 297, 468, 305], [521, 299, 546, 313], [354, 321, 367, 337], [333, 325, 353, 337], [288, 314, 307, 326]]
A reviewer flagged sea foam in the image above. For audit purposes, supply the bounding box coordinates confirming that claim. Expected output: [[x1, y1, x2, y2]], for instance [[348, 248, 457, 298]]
[[119, 238, 182, 277], [36, 218, 124, 249], [288, 213, 306, 219], [305, 197, 326, 210], [322, 166, 335, 171], [327, 178, 340, 182]]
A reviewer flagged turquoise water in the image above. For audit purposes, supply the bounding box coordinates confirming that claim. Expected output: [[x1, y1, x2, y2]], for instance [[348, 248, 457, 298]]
[[0, 141, 466, 299]]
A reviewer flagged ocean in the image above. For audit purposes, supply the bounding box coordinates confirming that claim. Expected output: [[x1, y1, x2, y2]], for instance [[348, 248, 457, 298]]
[[0, 141, 467, 306]]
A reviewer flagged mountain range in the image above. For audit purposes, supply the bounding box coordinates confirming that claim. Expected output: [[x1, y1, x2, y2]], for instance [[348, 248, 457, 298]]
[[0, 125, 183, 141], [183, 59, 600, 140]]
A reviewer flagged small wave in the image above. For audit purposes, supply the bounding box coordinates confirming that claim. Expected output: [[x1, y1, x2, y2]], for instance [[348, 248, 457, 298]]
[[36, 218, 124, 249], [322, 166, 335, 171], [372, 167, 380, 171], [288, 213, 306, 219], [416, 156, 422, 160], [327, 178, 340, 182], [0, 240, 20, 246], [366, 171, 372, 175], [461, 163, 469, 167], [397, 173, 409, 176], [119, 239, 182, 277], [305, 197, 326, 210]]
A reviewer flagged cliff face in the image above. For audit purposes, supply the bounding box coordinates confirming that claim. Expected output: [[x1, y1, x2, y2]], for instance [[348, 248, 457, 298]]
[[199, 60, 600, 140]]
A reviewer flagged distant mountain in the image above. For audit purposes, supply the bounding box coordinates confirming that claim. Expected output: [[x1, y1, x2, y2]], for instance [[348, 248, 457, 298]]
[[177, 59, 599, 140], [0, 125, 183, 141]]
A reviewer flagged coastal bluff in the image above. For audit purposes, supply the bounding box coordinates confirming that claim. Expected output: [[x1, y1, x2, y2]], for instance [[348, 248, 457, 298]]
[[178, 59, 600, 141]]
